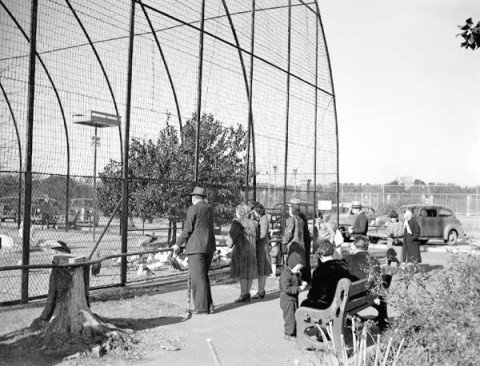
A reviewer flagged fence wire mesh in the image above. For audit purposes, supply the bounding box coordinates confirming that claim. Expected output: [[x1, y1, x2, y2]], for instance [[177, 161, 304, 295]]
[[0, 0, 338, 304]]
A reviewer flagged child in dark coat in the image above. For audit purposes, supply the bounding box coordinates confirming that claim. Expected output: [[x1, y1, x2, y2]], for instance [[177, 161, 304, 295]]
[[382, 248, 399, 288], [279, 244, 308, 340]]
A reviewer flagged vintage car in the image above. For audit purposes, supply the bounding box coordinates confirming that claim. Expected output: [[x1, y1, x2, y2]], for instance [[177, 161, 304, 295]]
[[31, 197, 61, 228], [68, 198, 100, 228], [0, 197, 19, 222], [267, 201, 315, 239], [396, 204, 465, 245], [326, 202, 387, 241]]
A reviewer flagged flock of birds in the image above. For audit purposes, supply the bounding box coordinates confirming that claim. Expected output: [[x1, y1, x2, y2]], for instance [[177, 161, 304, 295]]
[[0, 227, 232, 279]]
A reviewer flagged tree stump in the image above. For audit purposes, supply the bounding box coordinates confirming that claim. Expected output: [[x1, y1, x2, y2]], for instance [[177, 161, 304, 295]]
[[30, 255, 133, 357]]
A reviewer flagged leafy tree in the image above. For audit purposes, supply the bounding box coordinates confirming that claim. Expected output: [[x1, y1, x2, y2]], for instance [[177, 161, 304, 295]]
[[458, 18, 480, 50], [98, 113, 247, 231]]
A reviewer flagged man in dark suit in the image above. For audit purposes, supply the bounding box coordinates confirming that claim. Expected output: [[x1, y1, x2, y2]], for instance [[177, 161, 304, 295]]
[[344, 235, 389, 331], [350, 201, 368, 240], [172, 186, 216, 314], [344, 235, 370, 279]]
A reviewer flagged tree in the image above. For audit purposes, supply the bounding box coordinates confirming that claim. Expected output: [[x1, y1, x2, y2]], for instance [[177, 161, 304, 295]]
[[458, 18, 480, 50], [98, 113, 247, 236]]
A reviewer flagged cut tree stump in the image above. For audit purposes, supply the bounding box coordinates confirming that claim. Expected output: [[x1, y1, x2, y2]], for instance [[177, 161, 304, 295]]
[[30, 255, 134, 357]]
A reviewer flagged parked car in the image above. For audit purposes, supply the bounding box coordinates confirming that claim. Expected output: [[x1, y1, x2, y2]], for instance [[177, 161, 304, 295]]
[[31, 197, 61, 228], [68, 198, 100, 228], [0, 197, 19, 222], [393, 204, 465, 245], [267, 201, 315, 241], [325, 202, 387, 241]]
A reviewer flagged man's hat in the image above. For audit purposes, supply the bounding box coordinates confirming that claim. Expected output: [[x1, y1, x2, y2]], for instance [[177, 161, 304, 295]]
[[352, 201, 362, 209], [289, 197, 301, 205], [289, 203, 300, 214], [189, 186, 207, 197]]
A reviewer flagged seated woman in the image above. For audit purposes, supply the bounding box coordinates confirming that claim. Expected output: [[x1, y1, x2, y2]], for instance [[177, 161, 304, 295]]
[[301, 240, 358, 309]]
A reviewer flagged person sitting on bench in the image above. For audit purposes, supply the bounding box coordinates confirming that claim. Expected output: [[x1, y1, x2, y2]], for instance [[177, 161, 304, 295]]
[[301, 240, 358, 310], [344, 235, 389, 330]]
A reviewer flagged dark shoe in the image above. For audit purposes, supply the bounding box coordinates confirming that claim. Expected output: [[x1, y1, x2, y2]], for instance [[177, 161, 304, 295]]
[[251, 291, 266, 300], [191, 310, 209, 315], [284, 334, 296, 341], [234, 293, 251, 303]]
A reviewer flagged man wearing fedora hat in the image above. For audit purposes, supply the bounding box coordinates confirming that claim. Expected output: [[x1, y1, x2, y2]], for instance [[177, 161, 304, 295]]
[[349, 201, 368, 240], [172, 186, 216, 314]]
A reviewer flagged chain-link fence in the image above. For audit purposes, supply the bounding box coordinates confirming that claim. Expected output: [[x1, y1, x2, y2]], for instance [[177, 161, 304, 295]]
[[0, 0, 338, 304]]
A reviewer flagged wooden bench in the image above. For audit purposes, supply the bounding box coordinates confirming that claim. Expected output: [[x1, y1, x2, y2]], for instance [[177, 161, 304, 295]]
[[295, 278, 376, 355]]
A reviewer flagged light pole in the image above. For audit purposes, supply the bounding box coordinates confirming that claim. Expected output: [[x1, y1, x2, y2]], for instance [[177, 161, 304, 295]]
[[266, 171, 271, 208], [273, 165, 277, 204], [293, 168, 298, 194], [74, 111, 121, 245], [91, 132, 100, 242]]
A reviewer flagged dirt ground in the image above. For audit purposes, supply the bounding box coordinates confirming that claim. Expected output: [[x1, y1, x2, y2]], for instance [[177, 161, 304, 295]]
[[0, 288, 187, 366]]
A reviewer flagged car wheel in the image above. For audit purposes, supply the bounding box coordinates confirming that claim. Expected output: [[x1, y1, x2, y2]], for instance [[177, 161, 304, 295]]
[[445, 230, 458, 245]]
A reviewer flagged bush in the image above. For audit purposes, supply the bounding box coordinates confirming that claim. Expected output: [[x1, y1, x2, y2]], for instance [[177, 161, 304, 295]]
[[378, 255, 480, 365]]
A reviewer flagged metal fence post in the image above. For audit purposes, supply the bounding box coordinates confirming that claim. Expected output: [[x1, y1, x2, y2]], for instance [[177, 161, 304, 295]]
[[21, 0, 39, 304], [121, 0, 136, 286], [194, 0, 205, 183], [281, 0, 292, 232], [313, 3, 319, 226]]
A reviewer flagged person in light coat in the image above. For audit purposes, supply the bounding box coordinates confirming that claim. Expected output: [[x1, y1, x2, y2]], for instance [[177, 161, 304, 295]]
[[384, 210, 404, 248], [402, 209, 422, 263]]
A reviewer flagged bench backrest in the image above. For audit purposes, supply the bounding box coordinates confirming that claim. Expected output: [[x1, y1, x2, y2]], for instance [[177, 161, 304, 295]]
[[339, 278, 375, 314]]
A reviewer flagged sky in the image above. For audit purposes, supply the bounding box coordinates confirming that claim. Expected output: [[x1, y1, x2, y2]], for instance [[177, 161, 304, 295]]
[[1, 0, 479, 188], [318, 0, 480, 186]]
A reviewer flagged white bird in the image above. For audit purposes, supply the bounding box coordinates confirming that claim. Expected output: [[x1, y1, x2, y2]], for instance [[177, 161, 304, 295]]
[[137, 263, 155, 277], [154, 252, 170, 263], [146, 253, 155, 264], [147, 261, 168, 271], [0, 234, 15, 250], [36, 239, 71, 254], [18, 221, 38, 247]]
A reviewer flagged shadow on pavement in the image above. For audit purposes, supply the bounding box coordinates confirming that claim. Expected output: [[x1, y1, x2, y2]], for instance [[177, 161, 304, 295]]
[[101, 315, 187, 330], [213, 290, 280, 314]]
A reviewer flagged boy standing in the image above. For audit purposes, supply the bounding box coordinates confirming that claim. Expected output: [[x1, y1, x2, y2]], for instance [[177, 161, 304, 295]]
[[279, 245, 308, 340]]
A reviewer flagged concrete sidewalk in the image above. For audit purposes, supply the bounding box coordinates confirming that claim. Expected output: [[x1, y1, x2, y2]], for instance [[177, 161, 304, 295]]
[[140, 277, 324, 366]]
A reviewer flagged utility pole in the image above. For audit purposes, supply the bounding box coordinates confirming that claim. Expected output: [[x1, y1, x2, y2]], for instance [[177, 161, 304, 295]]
[[293, 168, 298, 194]]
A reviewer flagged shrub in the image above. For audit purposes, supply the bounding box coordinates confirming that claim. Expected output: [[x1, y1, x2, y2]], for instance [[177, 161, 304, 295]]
[[378, 255, 480, 366]]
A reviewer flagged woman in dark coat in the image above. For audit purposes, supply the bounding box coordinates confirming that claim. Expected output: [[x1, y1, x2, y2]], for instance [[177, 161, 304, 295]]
[[402, 209, 422, 263], [251, 204, 272, 299], [228, 204, 259, 302]]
